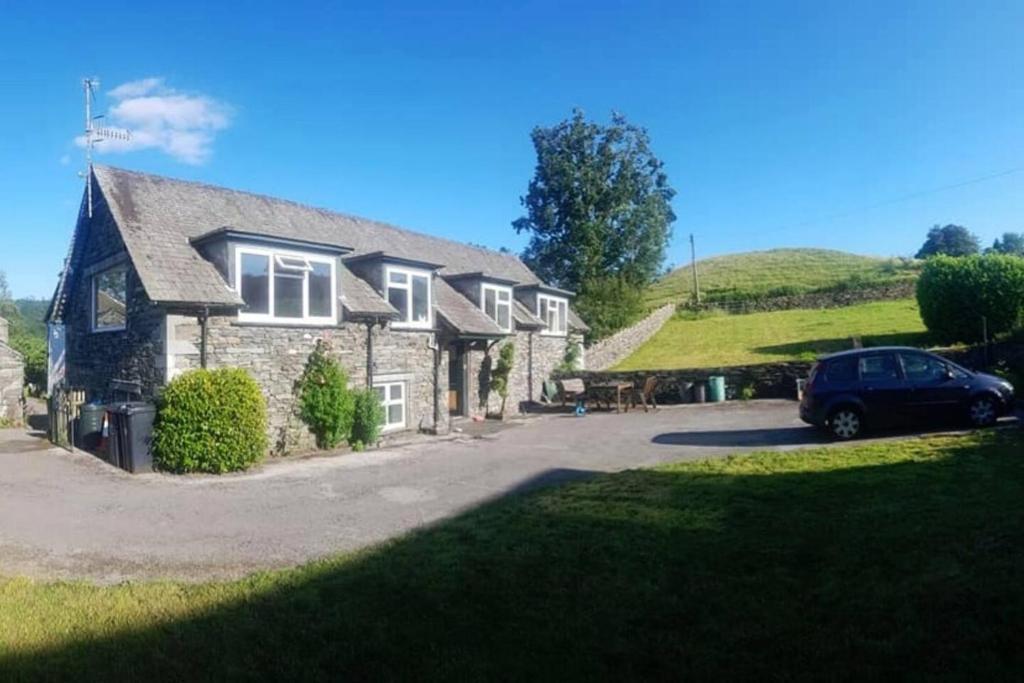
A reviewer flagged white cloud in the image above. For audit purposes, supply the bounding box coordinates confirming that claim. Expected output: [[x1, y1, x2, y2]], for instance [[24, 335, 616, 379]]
[[75, 78, 233, 165]]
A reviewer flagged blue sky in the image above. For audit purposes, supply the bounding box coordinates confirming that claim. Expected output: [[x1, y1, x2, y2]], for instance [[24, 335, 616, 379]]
[[2, 0, 1024, 298]]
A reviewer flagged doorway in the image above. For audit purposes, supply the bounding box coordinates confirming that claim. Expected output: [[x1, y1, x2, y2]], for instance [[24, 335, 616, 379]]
[[447, 343, 466, 416]]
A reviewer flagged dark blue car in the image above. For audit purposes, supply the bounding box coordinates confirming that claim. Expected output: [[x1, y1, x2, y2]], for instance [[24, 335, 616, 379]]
[[800, 347, 1016, 440]]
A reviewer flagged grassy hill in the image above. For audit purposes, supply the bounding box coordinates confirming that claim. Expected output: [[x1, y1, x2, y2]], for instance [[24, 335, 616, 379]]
[[645, 248, 919, 308], [615, 298, 928, 370]]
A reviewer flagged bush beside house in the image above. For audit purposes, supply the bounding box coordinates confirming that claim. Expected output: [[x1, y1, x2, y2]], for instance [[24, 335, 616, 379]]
[[916, 254, 1024, 343], [298, 341, 355, 450], [152, 368, 268, 474]]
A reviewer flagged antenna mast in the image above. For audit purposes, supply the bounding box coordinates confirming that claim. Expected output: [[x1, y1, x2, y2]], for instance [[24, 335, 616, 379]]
[[80, 78, 131, 218]]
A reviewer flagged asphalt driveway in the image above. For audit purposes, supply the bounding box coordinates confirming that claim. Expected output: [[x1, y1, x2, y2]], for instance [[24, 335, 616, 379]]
[[0, 399, 991, 582]]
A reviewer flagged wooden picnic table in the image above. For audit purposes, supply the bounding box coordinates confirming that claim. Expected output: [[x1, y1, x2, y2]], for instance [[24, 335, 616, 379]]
[[589, 381, 634, 413]]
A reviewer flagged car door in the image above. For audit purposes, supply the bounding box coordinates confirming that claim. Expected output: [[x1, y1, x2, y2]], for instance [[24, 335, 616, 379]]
[[857, 352, 911, 427], [900, 352, 971, 423]]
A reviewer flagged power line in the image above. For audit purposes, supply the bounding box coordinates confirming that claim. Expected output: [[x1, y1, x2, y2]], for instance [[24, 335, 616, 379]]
[[769, 166, 1022, 235]]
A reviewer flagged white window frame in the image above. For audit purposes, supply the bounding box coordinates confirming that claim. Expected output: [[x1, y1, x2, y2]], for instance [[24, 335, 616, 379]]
[[537, 294, 568, 336], [480, 283, 513, 332], [374, 380, 407, 432], [91, 264, 128, 333], [235, 245, 337, 325], [385, 265, 432, 329]]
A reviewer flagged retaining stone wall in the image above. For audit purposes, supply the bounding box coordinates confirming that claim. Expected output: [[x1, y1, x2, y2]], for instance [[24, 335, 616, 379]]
[[466, 331, 575, 417], [584, 304, 675, 370]]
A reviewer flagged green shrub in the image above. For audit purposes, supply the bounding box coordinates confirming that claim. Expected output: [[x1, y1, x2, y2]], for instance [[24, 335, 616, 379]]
[[490, 343, 515, 417], [916, 254, 1024, 343], [153, 368, 267, 473], [350, 388, 385, 450], [298, 341, 354, 449], [575, 276, 645, 341], [9, 333, 46, 389], [557, 341, 582, 373]]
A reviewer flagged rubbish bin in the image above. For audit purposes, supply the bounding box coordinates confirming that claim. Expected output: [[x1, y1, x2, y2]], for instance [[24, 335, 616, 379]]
[[708, 376, 726, 403], [693, 382, 707, 403], [77, 403, 106, 451], [106, 402, 156, 473]]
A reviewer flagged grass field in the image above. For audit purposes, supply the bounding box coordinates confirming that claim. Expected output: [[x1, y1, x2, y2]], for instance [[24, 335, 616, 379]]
[[2, 430, 1022, 680], [645, 248, 919, 308], [615, 298, 928, 370]]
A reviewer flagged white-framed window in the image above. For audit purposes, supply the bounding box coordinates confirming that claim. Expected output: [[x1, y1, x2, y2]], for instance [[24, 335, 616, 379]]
[[481, 283, 512, 332], [235, 246, 336, 324], [537, 294, 567, 336], [386, 266, 432, 329], [374, 381, 406, 431], [92, 264, 128, 332]]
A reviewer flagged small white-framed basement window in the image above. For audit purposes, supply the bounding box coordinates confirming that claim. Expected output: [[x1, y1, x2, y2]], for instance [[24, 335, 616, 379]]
[[537, 294, 567, 336], [235, 246, 336, 324], [92, 264, 128, 332], [385, 265, 432, 329], [374, 381, 406, 431], [481, 283, 512, 332]]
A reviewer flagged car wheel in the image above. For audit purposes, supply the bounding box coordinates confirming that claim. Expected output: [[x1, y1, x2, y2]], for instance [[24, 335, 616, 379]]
[[829, 408, 862, 440], [968, 395, 998, 428]]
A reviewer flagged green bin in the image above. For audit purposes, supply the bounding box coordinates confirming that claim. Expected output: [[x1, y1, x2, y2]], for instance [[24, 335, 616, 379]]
[[708, 376, 726, 403]]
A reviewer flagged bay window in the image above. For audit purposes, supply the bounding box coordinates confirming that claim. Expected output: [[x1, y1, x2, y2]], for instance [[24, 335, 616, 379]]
[[537, 294, 567, 336], [481, 283, 512, 332], [235, 246, 336, 324], [386, 266, 432, 328]]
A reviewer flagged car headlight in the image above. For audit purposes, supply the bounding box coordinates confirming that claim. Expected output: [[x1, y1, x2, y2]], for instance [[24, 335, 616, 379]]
[[999, 381, 1015, 396]]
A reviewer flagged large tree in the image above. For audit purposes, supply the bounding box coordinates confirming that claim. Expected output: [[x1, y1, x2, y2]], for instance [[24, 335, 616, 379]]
[[915, 224, 980, 259], [990, 232, 1024, 256], [513, 110, 676, 293]]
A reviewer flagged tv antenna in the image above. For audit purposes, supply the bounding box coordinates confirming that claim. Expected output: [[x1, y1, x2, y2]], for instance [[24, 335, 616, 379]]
[[80, 78, 132, 217]]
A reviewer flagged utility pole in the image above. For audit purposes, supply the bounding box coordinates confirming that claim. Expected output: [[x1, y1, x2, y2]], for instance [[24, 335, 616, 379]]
[[690, 233, 701, 306]]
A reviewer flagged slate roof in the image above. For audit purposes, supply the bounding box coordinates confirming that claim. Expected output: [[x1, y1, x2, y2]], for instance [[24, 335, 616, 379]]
[[338, 264, 398, 320], [434, 279, 507, 337], [91, 165, 541, 306], [512, 300, 545, 330]]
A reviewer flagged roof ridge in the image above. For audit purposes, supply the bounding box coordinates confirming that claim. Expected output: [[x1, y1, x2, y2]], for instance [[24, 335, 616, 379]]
[[92, 164, 525, 266]]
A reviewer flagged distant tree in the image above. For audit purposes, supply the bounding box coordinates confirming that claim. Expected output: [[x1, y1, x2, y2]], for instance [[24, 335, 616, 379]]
[[990, 232, 1024, 256], [513, 110, 676, 293], [0, 271, 18, 324], [915, 224, 980, 259]]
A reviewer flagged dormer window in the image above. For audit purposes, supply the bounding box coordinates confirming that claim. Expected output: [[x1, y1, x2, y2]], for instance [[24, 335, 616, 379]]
[[236, 246, 336, 324], [386, 265, 432, 329], [537, 294, 567, 336], [481, 283, 512, 332]]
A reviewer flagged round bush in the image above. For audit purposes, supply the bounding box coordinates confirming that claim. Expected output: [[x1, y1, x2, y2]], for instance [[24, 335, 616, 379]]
[[916, 254, 1024, 343], [350, 387, 385, 450], [153, 368, 268, 473]]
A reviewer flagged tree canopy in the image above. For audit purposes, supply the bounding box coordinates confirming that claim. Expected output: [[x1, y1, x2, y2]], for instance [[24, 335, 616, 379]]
[[513, 110, 676, 293], [915, 224, 980, 259], [990, 232, 1024, 256]]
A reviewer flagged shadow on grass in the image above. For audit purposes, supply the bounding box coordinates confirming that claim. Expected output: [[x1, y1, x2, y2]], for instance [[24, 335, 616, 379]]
[[752, 332, 933, 359], [3, 433, 1024, 681]]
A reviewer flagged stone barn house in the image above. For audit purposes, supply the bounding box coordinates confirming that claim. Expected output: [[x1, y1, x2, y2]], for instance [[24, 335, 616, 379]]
[[46, 166, 587, 452], [0, 317, 25, 424]]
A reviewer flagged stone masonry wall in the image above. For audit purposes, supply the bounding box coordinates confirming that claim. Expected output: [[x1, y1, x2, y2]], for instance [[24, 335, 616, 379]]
[[466, 331, 573, 417], [0, 318, 24, 424], [169, 316, 447, 454], [64, 196, 164, 401], [584, 304, 675, 370]]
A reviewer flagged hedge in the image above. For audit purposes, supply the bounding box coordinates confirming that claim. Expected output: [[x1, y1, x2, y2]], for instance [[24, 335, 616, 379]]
[[916, 254, 1024, 343], [152, 368, 267, 473]]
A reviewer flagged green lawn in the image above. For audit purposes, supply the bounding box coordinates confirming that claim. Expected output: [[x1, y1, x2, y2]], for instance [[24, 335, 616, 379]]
[[645, 248, 919, 308], [616, 298, 929, 370], [2, 430, 1023, 681]]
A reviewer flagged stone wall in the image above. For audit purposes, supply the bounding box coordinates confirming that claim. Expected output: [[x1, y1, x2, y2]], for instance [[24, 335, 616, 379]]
[[64, 197, 165, 401], [0, 318, 24, 424], [696, 281, 918, 315], [563, 342, 1024, 405], [584, 304, 676, 370], [169, 316, 448, 454], [466, 331, 574, 417]]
